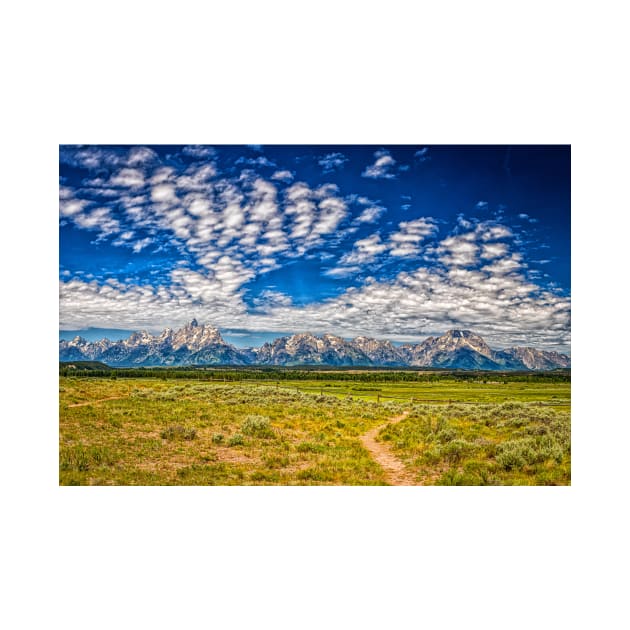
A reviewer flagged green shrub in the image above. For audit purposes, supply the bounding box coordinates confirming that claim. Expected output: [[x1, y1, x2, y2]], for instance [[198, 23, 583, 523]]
[[436, 469, 467, 485], [495, 439, 535, 470], [435, 427, 457, 443], [227, 433, 244, 447], [241, 415, 274, 438], [440, 439, 476, 464], [496, 448, 526, 471], [212, 433, 224, 444], [496, 434, 567, 471]]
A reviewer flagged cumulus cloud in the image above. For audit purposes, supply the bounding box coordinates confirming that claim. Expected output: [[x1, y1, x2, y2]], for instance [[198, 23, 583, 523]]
[[318, 152, 348, 172], [151, 183, 177, 203], [356, 205, 386, 224], [110, 168, 145, 188], [339, 234, 388, 265], [481, 242, 509, 259], [182, 145, 216, 159], [73, 207, 121, 238], [126, 147, 159, 166], [253, 290, 293, 310], [284, 181, 348, 253], [59, 145, 158, 170], [388, 218, 438, 257], [271, 170, 294, 182], [60, 223, 570, 352], [327, 217, 439, 277], [438, 234, 479, 267], [215, 259, 569, 350], [362, 149, 397, 179], [60, 146, 570, 352], [131, 237, 153, 253], [479, 224, 512, 241], [236, 156, 277, 168]]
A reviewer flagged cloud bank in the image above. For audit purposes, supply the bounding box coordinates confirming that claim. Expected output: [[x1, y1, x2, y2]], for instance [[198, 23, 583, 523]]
[[59, 146, 571, 352]]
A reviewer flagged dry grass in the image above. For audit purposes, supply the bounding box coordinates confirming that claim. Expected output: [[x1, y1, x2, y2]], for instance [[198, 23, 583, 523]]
[[59, 377, 570, 485]]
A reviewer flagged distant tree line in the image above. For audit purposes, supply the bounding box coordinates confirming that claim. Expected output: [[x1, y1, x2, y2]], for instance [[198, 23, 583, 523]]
[[59, 363, 570, 383]]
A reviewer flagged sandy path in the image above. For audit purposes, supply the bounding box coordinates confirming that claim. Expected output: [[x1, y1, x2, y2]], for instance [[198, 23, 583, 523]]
[[360, 411, 422, 486], [67, 396, 128, 408]]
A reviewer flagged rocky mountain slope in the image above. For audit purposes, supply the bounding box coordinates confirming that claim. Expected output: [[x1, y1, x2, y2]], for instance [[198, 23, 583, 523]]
[[59, 322, 570, 370], [59, 320, 250, 367]]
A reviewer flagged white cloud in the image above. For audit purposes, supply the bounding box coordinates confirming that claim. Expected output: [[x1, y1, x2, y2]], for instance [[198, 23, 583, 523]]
[[234, 260, 571, 351], [284, 181, 348, 252], [438, 235, 479, 267], [126, 147, 159, 166], [110, 168, 145, 188], [59, 148, 570, 352], [236, 156, 276, 168], [339, 234, 388, 265], [479, 224, 512, 241], [253, 290, 293, 310], [318, 152, 348, 172], [60, 232, 570, 351], [151, 183, 177, 203], [73, 207, 120, 237], [271, 170, 294, 182], [323, 265, 362, 278], [356, 206, 385, 223], [150, 167, 175, 185], [59, 198, 87, 217], [182, 145, 216, 159], [362, 149, 397, 179], [313, 196, 347, 236], [131, 238, 152, 253], [329, 217, 439, 275], [414, 147, 430, 162], [388, 218, 438, 257], [481, 242, 508, 259], [481, 254, 523, 276]]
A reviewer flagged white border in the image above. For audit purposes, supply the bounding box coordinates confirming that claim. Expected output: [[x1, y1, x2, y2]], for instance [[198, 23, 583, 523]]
[[4, 2, 628, 629]]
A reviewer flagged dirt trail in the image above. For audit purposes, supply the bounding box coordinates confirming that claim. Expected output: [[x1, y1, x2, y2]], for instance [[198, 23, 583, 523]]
[[67, 396, 128, 408], [360, 411, 422, 486]]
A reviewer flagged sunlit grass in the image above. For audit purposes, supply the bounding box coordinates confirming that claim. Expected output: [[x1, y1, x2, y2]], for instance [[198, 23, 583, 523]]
[[377, 401, 570, 485], [59, 377, 570, 485]]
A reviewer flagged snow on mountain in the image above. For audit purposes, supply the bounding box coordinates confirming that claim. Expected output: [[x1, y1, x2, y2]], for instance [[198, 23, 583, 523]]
[[59, 323, 571, 370], [60, 321, 249, 366]]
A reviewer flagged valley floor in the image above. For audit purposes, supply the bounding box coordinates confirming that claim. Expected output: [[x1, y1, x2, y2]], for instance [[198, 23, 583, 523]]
[[59, 376, 570, 485]]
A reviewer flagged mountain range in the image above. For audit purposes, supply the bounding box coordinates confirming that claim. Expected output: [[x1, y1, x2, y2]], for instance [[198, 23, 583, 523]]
[[59, 320, 570, 370]]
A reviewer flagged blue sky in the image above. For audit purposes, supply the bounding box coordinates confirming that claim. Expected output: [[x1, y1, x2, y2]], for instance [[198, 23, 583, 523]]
[[59, 145, 570, 352]]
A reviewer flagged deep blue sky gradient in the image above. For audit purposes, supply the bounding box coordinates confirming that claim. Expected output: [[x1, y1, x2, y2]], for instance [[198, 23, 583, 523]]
[[59, 145, 570, 350]]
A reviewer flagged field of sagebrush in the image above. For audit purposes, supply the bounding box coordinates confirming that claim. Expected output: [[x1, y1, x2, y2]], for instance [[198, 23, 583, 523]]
[[59, 377, 570, 485], [378, 402, 570, 485]]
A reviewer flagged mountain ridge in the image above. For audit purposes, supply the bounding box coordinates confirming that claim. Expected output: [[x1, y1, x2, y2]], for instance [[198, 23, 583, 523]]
[[59, 321, 570, 370]]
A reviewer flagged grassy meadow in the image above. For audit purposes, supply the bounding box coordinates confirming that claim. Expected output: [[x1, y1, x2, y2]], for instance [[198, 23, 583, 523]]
[[59, 374, 570, 485]]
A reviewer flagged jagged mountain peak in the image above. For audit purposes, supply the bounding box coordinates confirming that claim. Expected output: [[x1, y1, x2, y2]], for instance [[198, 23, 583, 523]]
[[290, 332, 317, 341], [60, 324, 570, 370], [443, 329, 476, 338], [59, 321, 245, 367]]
